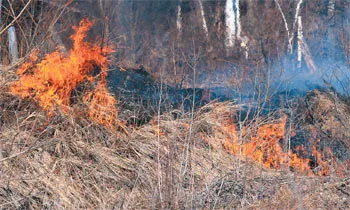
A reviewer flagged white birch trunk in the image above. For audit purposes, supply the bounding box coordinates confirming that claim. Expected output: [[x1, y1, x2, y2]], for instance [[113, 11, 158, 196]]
[[328, 0, 335, 25], [274, 0, 292, 52], [198, 0, 208, 38], [225, 0, 236, 47], [176, 2, 182, 35], [8, 26, 19, 64], [301, 41, 316, 72], [288, 0, 303, 53], [235, 0, 241, 39], [293, 0, 303, 31], [297, 16, 303, 66], [297, 15, 316, 72]]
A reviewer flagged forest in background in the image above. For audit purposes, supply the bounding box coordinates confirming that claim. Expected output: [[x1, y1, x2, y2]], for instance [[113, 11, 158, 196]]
[[66, 0, 350, 91], [1, 0, 349, 90]]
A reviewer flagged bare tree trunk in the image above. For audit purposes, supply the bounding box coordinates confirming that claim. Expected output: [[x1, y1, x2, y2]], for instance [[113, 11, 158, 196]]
[[301, 40, 316, 72], [288, 0, 303, 54], [176, 0, 182, 36], [297, 15, 316, 72], [225, 0, 236, 48], [297, 16, 303, 66], [8, 26, 19, 64], [197, 0, 208, 39], [99, 0, 110, 51], [235, 0, 241, 39], [274, 0, 292, 52], [328, 0, 335, 26], [214, 1, 222, 36]]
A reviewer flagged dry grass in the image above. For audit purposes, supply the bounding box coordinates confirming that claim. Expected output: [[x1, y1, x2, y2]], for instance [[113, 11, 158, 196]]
[[0, 73, 349, 209]]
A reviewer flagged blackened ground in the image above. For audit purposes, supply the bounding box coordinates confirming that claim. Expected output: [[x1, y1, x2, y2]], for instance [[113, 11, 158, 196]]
[[106, 67, 350, 165], [290, 89, 350, 164], [106, 67, 232, 125]]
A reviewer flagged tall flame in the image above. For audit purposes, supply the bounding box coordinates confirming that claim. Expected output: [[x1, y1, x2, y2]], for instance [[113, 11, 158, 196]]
[[10, 19, 123, 131], [223, 115, 344, 176]]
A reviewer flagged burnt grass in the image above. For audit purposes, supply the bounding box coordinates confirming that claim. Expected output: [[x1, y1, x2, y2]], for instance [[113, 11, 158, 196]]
[[0, 69, 349, 209], [107, 67, 350, 163]]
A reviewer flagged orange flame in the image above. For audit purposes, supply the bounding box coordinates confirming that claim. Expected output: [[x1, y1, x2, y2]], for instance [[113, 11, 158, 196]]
[[10, 19, 124, 131], [223, 115, 344, 176], [83, 81, 123, 131]]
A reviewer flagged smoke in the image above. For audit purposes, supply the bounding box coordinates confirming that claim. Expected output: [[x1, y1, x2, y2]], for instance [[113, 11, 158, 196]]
[[276, 2, 350, 96], [88, 0, 349, 97], [272, 55, 350, 97]]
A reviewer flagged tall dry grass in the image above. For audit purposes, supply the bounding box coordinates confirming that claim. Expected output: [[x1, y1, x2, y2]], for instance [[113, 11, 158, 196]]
[[0, 70, 349, 209]]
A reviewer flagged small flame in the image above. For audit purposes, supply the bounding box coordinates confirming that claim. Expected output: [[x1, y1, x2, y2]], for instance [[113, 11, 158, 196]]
[[10, 19, 124, 131], [223, 115, 344, 176], [83, 81, 122, 130]]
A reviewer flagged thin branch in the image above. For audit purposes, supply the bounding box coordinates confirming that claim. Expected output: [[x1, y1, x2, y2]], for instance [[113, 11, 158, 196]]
[[288, 0, 303, 52], [0, 0, 32, 36], [274, 0, 292, 52]]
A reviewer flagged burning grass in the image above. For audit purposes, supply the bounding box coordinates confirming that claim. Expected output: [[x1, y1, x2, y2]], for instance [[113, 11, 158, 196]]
[[0, 86, 349, 208], [0, 18, 349, 209], [9, 19, 125, 132], [222, 114, 346, 176]]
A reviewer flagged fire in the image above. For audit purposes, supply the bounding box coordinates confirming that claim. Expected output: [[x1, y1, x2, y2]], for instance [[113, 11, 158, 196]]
[[10, 19, 124, 131], [83, 81, 123, 131], [223, 115, 344, 176]]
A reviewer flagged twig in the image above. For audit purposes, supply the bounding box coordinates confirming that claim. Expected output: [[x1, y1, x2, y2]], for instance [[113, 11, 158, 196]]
[[0, 0, 32, 36], [212, 178, 225, 210], [335, 186, 349, 196]]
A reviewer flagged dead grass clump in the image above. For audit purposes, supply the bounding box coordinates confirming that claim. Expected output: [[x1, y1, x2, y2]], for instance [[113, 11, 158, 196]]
[[251, 177, 349, 210], [293, 89, 350, 165], [0, 84, 154, 208], [0, 81, 349, 209]]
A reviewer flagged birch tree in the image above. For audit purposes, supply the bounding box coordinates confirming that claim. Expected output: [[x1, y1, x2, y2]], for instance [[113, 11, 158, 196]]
[[225, 0, 236, 47], [328, 0, 335, 26], [275, 0, 316, 72], [290, 0, 304, 52], [176, 0, 182, 35], [225, 0, 243, 48], [197, 0, 208, 39], [235, 0, 241, 39], [274, 0, 292, 51], [8, 26, 18, 64], [295, 0, 316, 71]]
